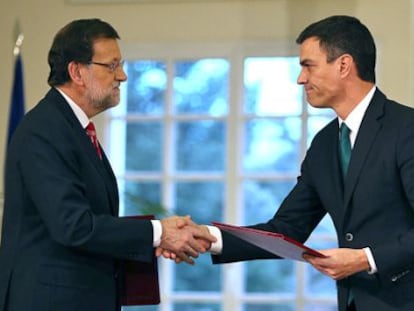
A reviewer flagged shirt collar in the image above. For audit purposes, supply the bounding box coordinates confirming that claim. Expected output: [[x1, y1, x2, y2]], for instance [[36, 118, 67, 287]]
[[55, 87, 90, 129], [338, 86, 376, 134]]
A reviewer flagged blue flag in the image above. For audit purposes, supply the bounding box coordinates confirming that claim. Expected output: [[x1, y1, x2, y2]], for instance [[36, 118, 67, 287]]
[[7, 54, 25, 145]]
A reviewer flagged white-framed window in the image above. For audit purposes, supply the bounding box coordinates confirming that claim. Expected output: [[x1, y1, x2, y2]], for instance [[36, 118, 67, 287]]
[[104, 42, 338, 311]]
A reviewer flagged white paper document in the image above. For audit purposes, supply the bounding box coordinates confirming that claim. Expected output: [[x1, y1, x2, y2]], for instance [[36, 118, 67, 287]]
[[212, 222, 326, 262]]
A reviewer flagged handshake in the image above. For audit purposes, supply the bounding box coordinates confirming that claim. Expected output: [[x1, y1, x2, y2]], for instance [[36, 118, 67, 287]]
[[157, 216, 216, 265]]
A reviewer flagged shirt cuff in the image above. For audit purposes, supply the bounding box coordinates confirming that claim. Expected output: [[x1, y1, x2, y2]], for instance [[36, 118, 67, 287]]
[[207, 225, 223, 254], [151, 220, 162, 247], [363, 247, 378, 274]]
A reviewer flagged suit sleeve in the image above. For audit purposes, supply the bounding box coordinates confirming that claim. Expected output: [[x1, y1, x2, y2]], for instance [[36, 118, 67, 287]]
[[213, 145, 327, 264], [371, 118, 414, 280]]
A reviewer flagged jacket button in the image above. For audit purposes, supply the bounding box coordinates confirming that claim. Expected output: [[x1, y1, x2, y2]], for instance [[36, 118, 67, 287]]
[[345, 233, 353, 241]]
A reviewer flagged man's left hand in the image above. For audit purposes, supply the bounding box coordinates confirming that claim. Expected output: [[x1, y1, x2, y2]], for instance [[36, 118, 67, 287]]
[[303, 248, 370, 280]]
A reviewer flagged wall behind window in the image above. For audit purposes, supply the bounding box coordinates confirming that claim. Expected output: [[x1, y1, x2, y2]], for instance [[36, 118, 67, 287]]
[[0, 0, 413, 209]]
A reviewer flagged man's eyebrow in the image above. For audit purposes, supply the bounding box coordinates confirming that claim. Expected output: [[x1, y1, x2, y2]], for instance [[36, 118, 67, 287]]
[[300, 58, 313, 66]]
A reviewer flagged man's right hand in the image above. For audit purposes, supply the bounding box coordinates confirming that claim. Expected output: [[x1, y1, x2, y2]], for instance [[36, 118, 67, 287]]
[[159, 216, 216, 264]]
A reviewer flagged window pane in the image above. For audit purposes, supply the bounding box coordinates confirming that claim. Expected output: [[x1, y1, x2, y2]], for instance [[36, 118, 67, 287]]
[[307, 104, 335, 116], [123, 182, 161, 216], [304, 304, 337, 311], [244, 304, 295, 311], [174, 59, 229, 115], [243, 181, 296, 293], [244, 57, 302, 116], [112, 52, 338, 311], [125, 122, 162, 171], [304, 261, 337, 297], [173, 303, 220, 311], [176, 121, 225, 171], [173, 182, 223, 291], [125, 60, 166, 114], [243, 181, 295, 223], [304, 237, 337, 299], [245, 260, 295, 293], [244, 118, 301, 173], [307, 116, 335, 147], [309, 215, 336, 236], [173, 255, 221, 292], [174, 182, 223, 223]]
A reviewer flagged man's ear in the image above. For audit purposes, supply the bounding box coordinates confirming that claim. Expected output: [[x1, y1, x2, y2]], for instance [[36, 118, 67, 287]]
[[338, 54, 353, 78], [67, 61, 86, 86]]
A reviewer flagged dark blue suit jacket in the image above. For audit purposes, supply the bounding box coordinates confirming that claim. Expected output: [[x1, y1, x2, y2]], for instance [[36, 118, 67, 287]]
[[213, 89, 414, 311], [0, 88, 154, 311]]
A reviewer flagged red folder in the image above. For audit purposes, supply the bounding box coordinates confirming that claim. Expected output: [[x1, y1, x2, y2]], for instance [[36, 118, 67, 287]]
[[212, 221, 326, 261], [121, 215, 160, 306]]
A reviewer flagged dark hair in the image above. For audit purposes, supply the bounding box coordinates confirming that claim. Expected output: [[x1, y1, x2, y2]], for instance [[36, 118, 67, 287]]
[[47, 18, 120, 86], [296, 15, 376, 83]]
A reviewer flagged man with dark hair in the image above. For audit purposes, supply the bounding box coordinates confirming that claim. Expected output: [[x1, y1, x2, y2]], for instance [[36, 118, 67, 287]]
[[47, 18, 120, 86], [163, 15, 414, 311], [295, 15, 376, 83], [0, 18, 215, 311]]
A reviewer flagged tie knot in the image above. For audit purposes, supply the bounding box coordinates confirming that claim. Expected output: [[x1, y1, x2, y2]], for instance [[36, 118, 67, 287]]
[[86, 122, 98, 140], [86, 121, 96, 132], [340, 122, 350, 137], [340, 123, 351, 145]]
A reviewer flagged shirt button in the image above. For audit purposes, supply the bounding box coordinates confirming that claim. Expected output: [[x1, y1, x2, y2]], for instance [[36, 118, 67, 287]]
[[345, 233, 353, 241]]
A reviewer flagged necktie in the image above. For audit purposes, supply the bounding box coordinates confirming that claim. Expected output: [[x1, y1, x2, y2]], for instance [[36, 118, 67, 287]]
[[86, 122, 102, 159], [339, 123, 351, 177], [339, 122, 353, 305]]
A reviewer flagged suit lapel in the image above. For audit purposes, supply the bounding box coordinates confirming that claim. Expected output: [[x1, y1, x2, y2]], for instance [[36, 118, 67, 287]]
[[79, 129, 119, 215], [328, 120, 347, 229], [343, 90, 385, 208], [49, 88, 119, 216], [100, 148, 119, 215], [331, 121, 345, 197]]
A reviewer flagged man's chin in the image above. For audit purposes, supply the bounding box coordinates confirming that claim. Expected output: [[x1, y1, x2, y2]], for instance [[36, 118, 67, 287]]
[[105, 101, 120, 110], [306, 99, 317, 107], [93, 99, 119, 112], [112, 97, 121, 107], [307, 99, 325, 109]]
